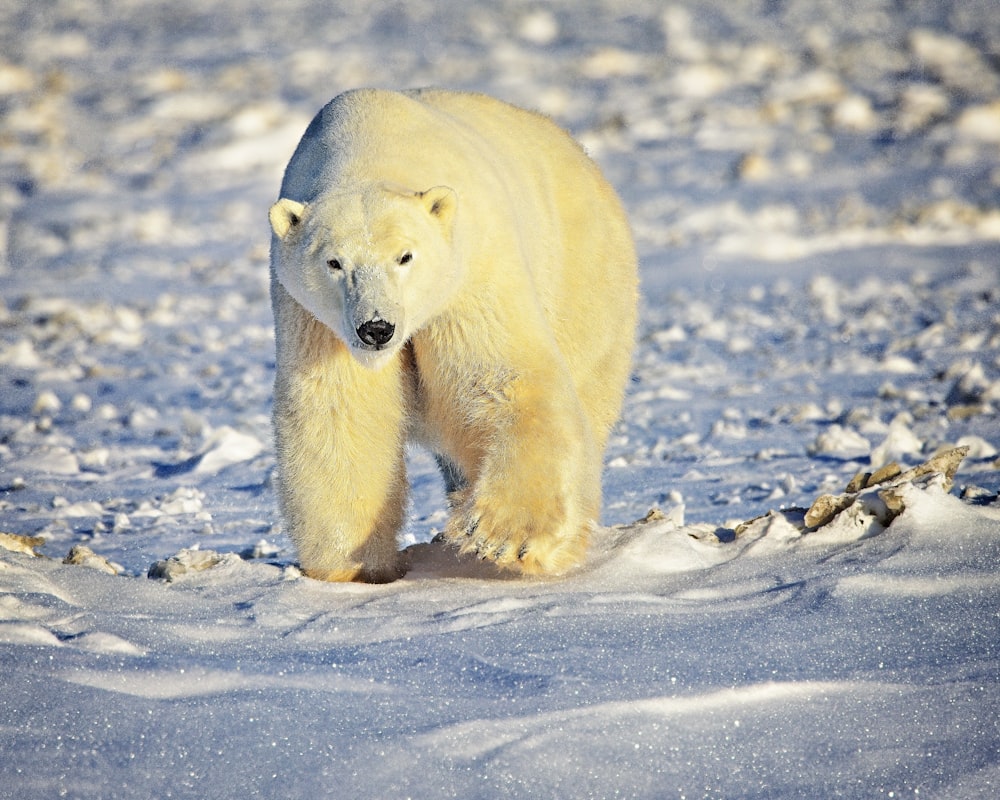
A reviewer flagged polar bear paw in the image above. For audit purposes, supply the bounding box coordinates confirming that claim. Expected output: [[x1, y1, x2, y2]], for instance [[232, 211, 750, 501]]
[[302, 556, 408, 584], [443, 496, 590, 576]]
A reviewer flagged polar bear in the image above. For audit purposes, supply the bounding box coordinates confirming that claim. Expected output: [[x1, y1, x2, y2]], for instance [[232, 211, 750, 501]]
[[269, 89, 637, 582]]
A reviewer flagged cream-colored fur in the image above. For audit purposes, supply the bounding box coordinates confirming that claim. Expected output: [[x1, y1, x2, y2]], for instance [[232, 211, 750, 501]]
[[269, 89, 637, 582]]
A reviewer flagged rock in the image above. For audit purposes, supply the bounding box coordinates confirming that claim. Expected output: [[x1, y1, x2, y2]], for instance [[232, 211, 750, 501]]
[[802, 446, 970, 530], [845, 462, 902, 494], [148, 548, 226, 581], [960, 485, 997, 504], [804, 493, 855, 529], [0, 532, 46, 557], [63, 545, 121, 575], [899, 445, 968, 492], [735, 152, 774, 182]]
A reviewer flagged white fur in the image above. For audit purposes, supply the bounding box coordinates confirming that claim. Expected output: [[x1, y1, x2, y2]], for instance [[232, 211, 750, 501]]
[[270, 89, 637, 582]]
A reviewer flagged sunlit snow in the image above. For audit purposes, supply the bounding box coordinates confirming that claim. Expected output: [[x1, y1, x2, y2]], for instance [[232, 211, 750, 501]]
[[2, 2, 999, 798]]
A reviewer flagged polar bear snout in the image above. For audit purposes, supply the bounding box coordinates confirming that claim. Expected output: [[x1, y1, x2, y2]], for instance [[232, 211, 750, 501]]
[[356, 318, 396, 348]]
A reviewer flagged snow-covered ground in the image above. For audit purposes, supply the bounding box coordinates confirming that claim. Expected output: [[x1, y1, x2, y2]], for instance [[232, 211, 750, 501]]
[[2, 1, 999, 798]]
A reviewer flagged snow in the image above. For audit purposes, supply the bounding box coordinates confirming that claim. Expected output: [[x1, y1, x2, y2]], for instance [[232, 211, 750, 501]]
[[1, 0, 999, 798]]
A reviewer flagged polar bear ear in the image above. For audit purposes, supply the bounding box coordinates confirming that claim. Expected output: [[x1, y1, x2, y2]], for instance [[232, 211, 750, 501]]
[[269, 198, 306, 239], [420, 186, 457, 228]]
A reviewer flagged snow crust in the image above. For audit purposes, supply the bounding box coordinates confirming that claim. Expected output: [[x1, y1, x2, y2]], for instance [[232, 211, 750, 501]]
[[2, 1, 999, 798]]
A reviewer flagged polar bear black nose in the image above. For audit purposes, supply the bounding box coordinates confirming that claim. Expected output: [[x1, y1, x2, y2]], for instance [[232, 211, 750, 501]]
[[357, 319, 396, 347]]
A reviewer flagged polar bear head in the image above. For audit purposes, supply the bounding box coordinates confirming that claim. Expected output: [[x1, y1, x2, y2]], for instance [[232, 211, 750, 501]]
[[269, 183, 458, 368]]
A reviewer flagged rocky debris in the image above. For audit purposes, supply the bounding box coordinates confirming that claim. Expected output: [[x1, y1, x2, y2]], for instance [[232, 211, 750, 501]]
[[147, 548, 232, 581], [63, 544, 122, 575], [803, 446, 969, 529], [0, 532, 46, 557]]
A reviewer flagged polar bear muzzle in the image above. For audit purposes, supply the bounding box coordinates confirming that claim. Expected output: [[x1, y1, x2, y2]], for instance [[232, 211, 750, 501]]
[[356, 318, 396, 348]]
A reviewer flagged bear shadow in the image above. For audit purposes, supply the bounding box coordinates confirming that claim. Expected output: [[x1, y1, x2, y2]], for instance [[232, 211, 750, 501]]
[[401, 540, 521, 582]]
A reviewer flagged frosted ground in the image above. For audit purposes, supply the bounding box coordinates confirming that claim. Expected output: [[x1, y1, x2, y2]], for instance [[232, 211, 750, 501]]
[[1, 1, 999, 798]]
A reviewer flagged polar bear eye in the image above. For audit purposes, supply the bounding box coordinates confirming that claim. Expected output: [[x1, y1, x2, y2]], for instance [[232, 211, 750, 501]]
[[327, 258, 343, 272], [397, 251, 413, 266]]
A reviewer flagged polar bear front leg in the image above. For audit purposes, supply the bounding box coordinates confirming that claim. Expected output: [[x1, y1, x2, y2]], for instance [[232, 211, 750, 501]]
[[441, 366, 602, 576], [273, 322, 408, 583]]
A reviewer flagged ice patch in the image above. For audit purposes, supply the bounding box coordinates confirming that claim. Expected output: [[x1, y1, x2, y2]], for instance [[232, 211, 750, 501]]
[[956, 435, 998, 460], [133, 486, 206, 518], [869, 413, 924, 466], [808, 425, 870, 459], [910, 29, 1000, 97], [517, 10, 559, 46], [0, 338, 43, 369], [194, 426, 264, 474], [0, 622, 63, 647], [155, 427, 264, 477], [956, 102, 1000, 144], [147, 548, 238, 582], [15, 446, 80, 476], [71, 631, 146, 656], [62, 665, 385, 700], [185, 116, 311, 175], [52, 498, 104, 518], [835, 573, 999, 598], [413, 680, 895, 771]]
